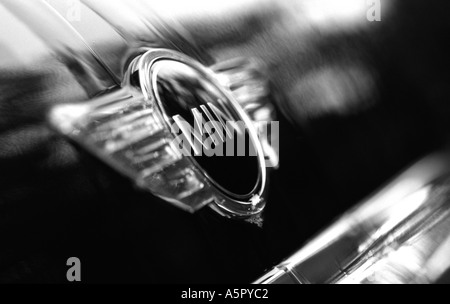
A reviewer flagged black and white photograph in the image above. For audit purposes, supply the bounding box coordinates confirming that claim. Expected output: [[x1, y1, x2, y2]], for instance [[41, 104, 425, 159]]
[[0, 0, 449, 289]]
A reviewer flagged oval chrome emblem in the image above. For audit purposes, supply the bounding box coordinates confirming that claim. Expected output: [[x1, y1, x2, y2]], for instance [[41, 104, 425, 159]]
[[152, 60, 263, 199], [50, 49, 268, 218]]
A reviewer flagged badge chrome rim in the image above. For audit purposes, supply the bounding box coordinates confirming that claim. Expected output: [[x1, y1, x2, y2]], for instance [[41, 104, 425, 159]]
[[128, 49, 267, 215]]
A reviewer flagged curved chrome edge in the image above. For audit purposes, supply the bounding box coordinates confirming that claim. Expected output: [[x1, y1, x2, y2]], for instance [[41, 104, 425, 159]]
[[48, 48, 275, 219], [211, 57, 279, 169], [254, 153, 450, 284]]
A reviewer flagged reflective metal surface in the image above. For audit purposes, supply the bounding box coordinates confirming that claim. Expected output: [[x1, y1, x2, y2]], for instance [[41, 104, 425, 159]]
[[0, 0, 207, 95], [212, 58, 279, 169], [153, 60, 262, 197], [256, 153, 450, 284], [0, 0, 274, 219], [0, 1, 278, 282], [49, 49, 268, 218], [1, 0, 449, 284]]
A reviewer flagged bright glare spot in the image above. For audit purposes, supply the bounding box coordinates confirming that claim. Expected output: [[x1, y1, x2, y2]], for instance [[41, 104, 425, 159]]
[[302, 0, 367, 26]]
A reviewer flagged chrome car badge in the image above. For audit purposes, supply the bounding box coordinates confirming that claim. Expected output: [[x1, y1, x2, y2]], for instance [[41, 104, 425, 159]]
[[49, 49, 275, 219]]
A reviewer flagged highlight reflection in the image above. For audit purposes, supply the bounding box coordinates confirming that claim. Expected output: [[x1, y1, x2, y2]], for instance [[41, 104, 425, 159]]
[[257, 154, 450, 284]]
